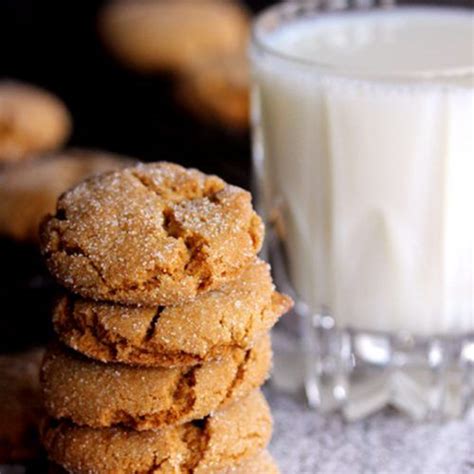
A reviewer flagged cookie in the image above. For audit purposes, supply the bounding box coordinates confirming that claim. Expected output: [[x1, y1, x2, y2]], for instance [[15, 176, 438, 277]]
[[42, 390, 272, 474], [177, 54, 249, 130], [42, 335, 271, 430], [0, 149, 133, 242], [53, 259, 292, 366], [0, 81, 71, 163], [99, 0, 249, 74], [40, 162, 264, 306], [48, 451, 278, 474], [220, 451, 279, 474], [0, 347, 45, 463]]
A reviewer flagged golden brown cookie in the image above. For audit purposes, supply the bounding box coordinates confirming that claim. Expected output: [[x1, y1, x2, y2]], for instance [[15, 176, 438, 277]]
[[40, 162, 264, 306], [42, 390, 272, 474], [0, 81, 71, 163], [48, 451, 279, 474], [220, 451, 279, 474], [0, 149, 133, 242], [42, 335, 271, 430], [53, 259, 292, 366], [0, 347, 45, 463], [99, 0, 249, 74], [177, 54, 249, 130]]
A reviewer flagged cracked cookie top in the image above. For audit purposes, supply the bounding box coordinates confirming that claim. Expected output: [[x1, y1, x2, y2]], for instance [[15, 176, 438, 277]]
[[42, 390, 272, 474], [41, 336, 271, 431], [40, 162, 264, 306], [53, 259, 292, 367]]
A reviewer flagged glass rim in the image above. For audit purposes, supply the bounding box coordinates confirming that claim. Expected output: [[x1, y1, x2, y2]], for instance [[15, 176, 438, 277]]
[[250, 1, 474, 81]]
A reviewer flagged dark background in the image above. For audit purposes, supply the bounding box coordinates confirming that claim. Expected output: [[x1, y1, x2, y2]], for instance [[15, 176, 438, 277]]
[[0, 0, 277, 188]]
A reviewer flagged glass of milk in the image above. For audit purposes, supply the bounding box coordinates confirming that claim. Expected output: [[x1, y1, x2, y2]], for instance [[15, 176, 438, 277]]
[[251, 1, 473, 420]]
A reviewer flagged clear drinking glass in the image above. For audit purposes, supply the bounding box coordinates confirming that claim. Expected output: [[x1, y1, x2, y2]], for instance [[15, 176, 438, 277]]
[[250, 1, 474, 420]]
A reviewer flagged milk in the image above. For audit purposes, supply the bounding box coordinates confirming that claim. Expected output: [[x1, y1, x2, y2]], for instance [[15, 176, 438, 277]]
[[252, 7, 474, 336]]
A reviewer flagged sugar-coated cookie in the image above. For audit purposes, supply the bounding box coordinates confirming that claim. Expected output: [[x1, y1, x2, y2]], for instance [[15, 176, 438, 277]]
[[48, 450, 279, 474], [100, 0, 249, 74], [220, 451, 280, 474], [0, 81, 71, 162], [53, 259, 291, 366], [40, 162, 263, 306], [177, 54, 249, 130], [0, 149, 133, 242], [0, 348, 45, 463], [42, 390, 272, 474], [42, 336, 271, 430]]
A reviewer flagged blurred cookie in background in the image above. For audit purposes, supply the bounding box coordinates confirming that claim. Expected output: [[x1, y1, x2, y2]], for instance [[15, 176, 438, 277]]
[[0, 149, 134, 243], [176, 54, 249, 130], [99, 0, 249, 74], [0, 347, 45, 464], [0, 81, 71, 163]]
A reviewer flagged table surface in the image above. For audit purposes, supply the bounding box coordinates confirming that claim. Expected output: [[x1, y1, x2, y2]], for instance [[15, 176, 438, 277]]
[[267, 388, 474, 474], [266, 330, 474, 474]]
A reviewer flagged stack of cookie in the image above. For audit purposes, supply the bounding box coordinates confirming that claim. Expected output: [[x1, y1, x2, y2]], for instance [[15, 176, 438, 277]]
[[39, 162, 292, 473]]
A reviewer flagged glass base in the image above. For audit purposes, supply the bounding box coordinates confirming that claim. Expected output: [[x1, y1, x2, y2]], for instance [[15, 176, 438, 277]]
[[300, 306, 474, 421], [262, 224, 474, 421]]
